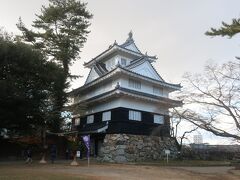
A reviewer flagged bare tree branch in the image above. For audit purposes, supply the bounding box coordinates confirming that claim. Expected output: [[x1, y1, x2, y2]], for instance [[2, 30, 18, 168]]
[[176, 60, 240, 141]]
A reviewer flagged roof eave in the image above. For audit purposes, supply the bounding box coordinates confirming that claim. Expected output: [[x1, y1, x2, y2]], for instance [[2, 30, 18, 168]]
[[72, 87, 182, 108], [68, 66, 181, 96]]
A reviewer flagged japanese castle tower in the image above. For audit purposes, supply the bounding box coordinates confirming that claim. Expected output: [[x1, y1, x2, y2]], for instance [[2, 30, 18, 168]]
[[69, 32, 182, 162]]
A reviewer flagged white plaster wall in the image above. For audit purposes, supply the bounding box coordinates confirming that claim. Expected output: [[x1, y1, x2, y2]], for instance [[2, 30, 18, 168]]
[[86, 99, 120, 115], [119, 77, 169, 97], [105, 56, 118, 70], [104, 55, 132, 69], [75, 80, 117, 103], [129, 61, 162, 81], [117, 55, 131, 66], [86, 97, 168, 115], [118, 97, 168, 114]]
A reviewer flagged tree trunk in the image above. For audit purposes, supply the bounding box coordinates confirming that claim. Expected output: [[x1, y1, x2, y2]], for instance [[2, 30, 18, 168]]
[[70, 152, 79, 166], [39, 127, 47, 164]]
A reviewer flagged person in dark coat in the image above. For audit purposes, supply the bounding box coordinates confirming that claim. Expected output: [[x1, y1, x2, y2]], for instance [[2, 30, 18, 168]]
[[25, 147, 32, 164], [65, 148, 70, 160], [50, 144, 57, 164]]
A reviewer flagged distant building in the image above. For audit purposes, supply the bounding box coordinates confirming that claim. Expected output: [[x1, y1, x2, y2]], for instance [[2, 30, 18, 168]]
[[193, 134, 203, 144], [68, 32, 182, 162]]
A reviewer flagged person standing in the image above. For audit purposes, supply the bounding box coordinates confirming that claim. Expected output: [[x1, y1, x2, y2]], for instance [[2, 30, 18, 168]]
[[25, 147, 32, 164], [50, 144, 57, 164], [65, 148, 69, 160]]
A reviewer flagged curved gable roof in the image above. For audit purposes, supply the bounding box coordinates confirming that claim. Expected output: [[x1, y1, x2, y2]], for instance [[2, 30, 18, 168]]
[[83, 32, 157, 68], [128, 60, 164, 81], [119, 36, 142, 54]]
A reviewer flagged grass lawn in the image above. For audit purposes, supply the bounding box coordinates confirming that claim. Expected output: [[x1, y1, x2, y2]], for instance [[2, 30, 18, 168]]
[[136, 159, 232, 167]]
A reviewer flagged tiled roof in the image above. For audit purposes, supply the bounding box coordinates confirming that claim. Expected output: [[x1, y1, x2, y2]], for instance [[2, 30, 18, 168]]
[[84, 32, 157, 68], [119, 38, 142, 54], [125, 56, 164, 82], [78, 122, 108, 134], [68, 66, 181, 96], [118, 87, 182, 106], [126, 56, 146, 68], [83, 44, 143, 67], [74, 85, 182, 107], [88, 55, 162, 83]]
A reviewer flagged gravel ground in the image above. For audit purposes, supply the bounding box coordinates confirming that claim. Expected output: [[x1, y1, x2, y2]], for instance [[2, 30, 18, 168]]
[[0, 161, 239, 180]]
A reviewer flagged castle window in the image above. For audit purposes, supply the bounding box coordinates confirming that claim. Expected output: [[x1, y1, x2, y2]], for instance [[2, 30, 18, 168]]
[[102, 111, 111, 121], [121, 58, 127, 66], [154, 114, 164, 124], [129, 79, 141, 89], [75, 118, 80, 126], [153, 86, 163, 95], [129, 110, 141, 121], [87, 115, 94, 124]]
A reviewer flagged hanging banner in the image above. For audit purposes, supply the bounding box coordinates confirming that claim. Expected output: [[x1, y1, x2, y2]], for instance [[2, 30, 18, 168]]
[[82, 135, 90, 158]]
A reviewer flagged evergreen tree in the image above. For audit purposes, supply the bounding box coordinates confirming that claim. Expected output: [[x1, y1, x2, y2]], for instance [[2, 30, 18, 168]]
[[0, 33, 65, 136], [17, 0, 92, 77], [16, 0, 92, 134], [206, 18, 240, 38]]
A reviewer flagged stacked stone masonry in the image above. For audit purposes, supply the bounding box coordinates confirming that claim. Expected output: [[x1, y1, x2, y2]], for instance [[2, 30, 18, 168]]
[[98, 134, 178, 163]]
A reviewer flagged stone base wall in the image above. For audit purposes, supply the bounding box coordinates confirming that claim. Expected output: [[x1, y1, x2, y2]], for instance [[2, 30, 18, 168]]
[[98, 134, 178, 163]]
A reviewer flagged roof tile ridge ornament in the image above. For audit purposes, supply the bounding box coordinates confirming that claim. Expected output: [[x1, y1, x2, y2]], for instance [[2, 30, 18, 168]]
[[128, 30, 133, 39], [114, 40, 118, 45], [116, 60, 122, 68], [143, 51, 157, 60], [126, 30, 134, 43], [144, 51, 148, 57], [109, 40, 118, 48]]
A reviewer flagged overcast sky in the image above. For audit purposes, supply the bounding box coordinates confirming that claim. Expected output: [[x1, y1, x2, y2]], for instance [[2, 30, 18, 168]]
[[1, 0, 239, 144]]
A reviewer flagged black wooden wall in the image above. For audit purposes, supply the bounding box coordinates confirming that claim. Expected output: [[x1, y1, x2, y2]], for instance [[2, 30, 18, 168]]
[[73, 107, 170, 137]]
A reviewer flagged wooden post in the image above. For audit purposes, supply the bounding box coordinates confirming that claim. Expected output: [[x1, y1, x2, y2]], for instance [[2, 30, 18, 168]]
[[165, 149, 170, 164], [70, 152, 79, 166], [88, 156, 90, 167], [167, 153, 169, 164], [39, 127, 47, 164], [70, 134, 79, 166]]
